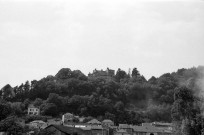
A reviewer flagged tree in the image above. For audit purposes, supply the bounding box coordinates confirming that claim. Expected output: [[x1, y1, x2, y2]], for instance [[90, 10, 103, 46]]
[[148, 76, 157, 84], [0, 102, 12, 121], [55, 68, 72, 79], [1, 84, 15, 100], [171, 86, 195, 135], [10, 102, 24, 116], [23, 81, 30, 99], [33, 98, 43, 107], [115, 68, 127, 82], [172, 86, 194, 120], [0, 116, 24, 135], [40, 103, 58, 117], [105, 112, 115, 121], [23, 98, 31, 109], [47, 93, 63, 112], [131, 68, 140, 77]]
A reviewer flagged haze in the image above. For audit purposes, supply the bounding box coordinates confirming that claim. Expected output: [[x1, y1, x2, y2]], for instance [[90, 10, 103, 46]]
[[0, 0, 204, 88]]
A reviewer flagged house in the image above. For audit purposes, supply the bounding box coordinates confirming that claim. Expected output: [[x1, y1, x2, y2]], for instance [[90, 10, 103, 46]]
[[132, 125, 171, 135], [106, 68, 115, 77], [87, 119, 101, 125], [47, 118, 62, 126], [151, 122, 173, 133], [62, 113, 74, 124], [41, 125, 91, 135], [91, 125, 103, 135], [79, 117, 85, 123], [28, 104, 40, 115], [102, 119, 114, 127], [29, 120, 47, 129], [118, 124, 133, 135], [114, 129, 130, 135], [88, 68, 115, 77]]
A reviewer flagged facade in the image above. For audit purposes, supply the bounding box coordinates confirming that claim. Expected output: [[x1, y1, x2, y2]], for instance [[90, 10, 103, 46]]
[[91, 125, 103, 135], [29, 120, 47, 129], [114, 129, 130, 135], [132, 125, 172, 135], [27, 104, 40, 115], [119, 124, 133, 135], [102, 119, 114, 127], [106, 68, 115, 77], [151, 122, 172, 133], [62, 113, 74, 124]]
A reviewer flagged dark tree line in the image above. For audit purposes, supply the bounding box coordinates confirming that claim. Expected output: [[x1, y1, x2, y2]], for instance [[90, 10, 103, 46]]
[[1, 66, 204, 134]]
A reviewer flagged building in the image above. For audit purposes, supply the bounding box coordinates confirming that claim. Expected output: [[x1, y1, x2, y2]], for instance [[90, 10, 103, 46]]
[[41, 125, 92, 135], [106, 68, 115, 77], [88, 68, 115, 77], [132, 125, 172, 135], [87, 119, 101, 125], [29, 120, 47, 129], [27, 104, 40, 115], [91, 125, 103, 135], [117, 123, 173, 135], [62, 113, 75, 125], [102, 119, 114, 127], [114, 129, 130, 135], [118, 124, 133, 135], [47, 118, 62, 126], [151, 122, 172, 132]]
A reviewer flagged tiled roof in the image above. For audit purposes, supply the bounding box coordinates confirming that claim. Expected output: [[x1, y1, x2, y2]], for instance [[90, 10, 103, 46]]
[[45, 125, 72, 134], [64, 113, 74, 116], [102, 119, 113, 123], [44, 125, 92, 134], [87, 119, 101, 124]]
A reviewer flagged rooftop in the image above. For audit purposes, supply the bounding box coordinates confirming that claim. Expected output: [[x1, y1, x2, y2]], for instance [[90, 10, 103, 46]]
[[87, 119, 101, 125]]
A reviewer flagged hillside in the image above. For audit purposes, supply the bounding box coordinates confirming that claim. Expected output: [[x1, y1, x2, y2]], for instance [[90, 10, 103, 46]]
[[1, 66, 204, 125]]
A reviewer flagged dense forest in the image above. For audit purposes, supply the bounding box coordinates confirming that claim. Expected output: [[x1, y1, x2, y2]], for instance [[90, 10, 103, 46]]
[[1, 66, 204, 134]]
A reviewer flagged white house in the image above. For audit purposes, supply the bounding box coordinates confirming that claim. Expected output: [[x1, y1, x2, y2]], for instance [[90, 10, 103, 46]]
[[62, 113, 74, 124]]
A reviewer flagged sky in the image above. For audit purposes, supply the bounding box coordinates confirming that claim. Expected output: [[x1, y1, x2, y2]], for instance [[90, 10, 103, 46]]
[[0, 0, 204, 88]]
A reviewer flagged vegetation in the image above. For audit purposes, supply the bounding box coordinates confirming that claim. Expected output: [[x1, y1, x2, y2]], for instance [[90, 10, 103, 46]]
[[1, 66, 204, 134]]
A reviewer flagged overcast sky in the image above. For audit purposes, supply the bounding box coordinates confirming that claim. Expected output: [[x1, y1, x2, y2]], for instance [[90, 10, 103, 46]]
[[0, 0, 204, 88]]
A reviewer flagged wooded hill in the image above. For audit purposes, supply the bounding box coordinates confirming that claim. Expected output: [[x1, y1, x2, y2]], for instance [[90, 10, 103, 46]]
[[1, 66, 204, 130]]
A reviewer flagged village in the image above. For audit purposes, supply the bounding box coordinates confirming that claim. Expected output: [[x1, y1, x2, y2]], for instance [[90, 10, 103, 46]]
[[26, 104, 173, 135]]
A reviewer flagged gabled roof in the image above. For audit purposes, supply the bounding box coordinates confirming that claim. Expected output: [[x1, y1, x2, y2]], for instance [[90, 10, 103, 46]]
[[87, 119, 101, 124], [44, 125, 92, 135], [44, 125, 72, 135]]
